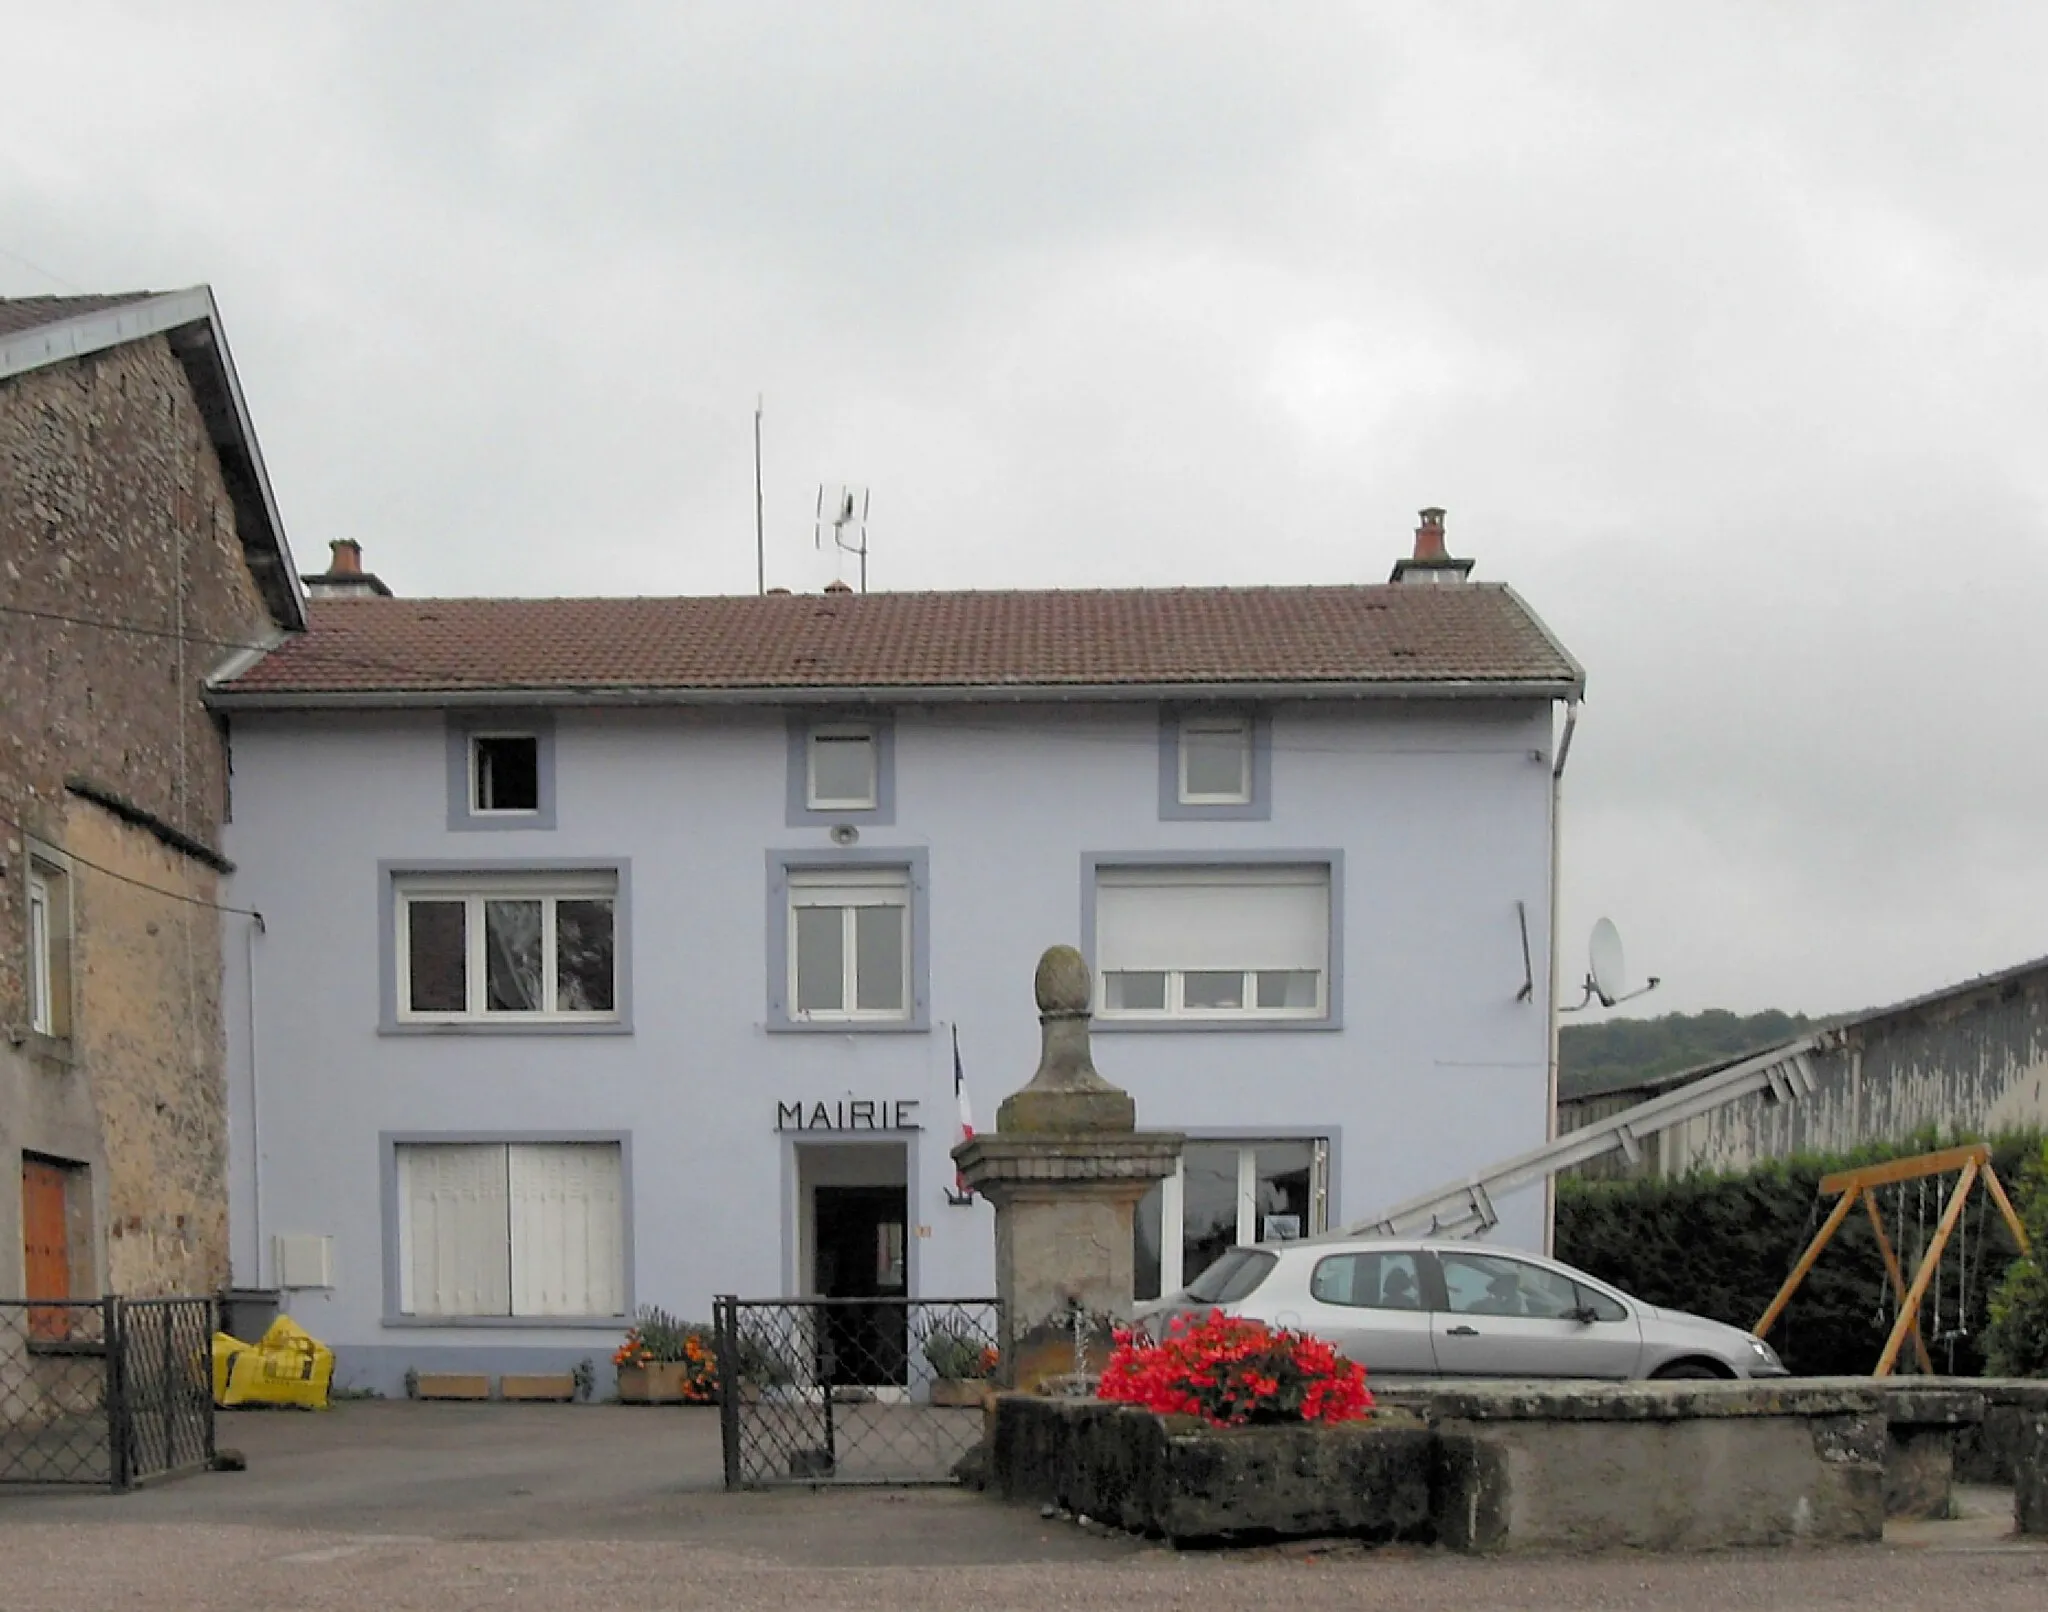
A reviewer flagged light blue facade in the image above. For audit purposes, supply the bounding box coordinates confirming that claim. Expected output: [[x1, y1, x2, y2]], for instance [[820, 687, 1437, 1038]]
[[220, 696, 1562, 1393]]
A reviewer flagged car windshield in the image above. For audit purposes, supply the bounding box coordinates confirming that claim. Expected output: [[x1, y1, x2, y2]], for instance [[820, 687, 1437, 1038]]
[[1183, 1247, 1277, 1305]]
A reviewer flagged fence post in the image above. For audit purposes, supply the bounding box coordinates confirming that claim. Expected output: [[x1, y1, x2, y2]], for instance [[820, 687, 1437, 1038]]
[[714, 1296, 741, 1491], [103, 1297, 130, 1493], [202, 1296, 218, 1470]]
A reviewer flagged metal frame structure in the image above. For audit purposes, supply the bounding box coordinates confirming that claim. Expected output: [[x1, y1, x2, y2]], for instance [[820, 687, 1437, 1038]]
[[1754, 1143, 2032, 1376]]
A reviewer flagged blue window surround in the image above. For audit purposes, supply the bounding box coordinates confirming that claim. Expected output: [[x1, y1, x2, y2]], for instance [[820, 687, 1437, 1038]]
[[446, 710, 557, 832], [785, 710, 897, 827], [1079, 849, 1344, 1032], [1157, 706, 1272, 822], [378, 1129, 634, 1329], [764, 846, 931, 1033], [377, 857, 634, 1035]]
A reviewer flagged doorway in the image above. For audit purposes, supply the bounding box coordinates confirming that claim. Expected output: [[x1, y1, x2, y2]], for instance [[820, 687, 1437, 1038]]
[[795, 1143, 909, 1387]]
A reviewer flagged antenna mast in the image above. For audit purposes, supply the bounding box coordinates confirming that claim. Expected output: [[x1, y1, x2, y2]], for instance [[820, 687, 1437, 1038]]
[[814, 484, 871, 592], [753, 396, 765, 596]]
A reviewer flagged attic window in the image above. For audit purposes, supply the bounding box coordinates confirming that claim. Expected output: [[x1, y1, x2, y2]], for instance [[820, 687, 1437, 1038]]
[[471, 736, 540, 814], [807, 725, 878, 810]]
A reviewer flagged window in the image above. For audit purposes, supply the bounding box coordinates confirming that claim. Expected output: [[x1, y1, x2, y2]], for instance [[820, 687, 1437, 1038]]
[[445, 713, 555, 831], [1179, 715, 1251, 804], [1135, 1137, 1328, 1300], [25, 857, 70, 1039], [1096, 865, 1330, 1021], [785, 712, 896, 825], [1312, 1251, 1424, 1311], [470, 735, 540, 814], [807, 725, 878, 810], [1183, 1247, 1277, 1305], [789, 869, 909, 1020], [1159, 708, 1269, 820], [395, 1141, 625, 1319], [395, 872, 617, 1023], [1439, 1251, 1589, 1321]]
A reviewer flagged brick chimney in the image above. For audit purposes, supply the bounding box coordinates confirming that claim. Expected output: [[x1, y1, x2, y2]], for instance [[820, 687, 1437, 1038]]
[[1389, 507, 1475, 584], [303, 539, 393, 598]]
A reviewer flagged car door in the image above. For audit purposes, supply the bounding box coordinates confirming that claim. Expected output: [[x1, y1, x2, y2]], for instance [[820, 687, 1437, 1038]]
[[1426, 1249, 1643, 1378], [1296, 1249, 1438, 1374]]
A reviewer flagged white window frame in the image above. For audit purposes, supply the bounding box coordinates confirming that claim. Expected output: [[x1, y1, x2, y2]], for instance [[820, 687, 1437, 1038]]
[[27, 867, 53, 1035], [394, 1140, 626, 1321], [468, 732, 543, 817], [1177, 714, 1254, 806], [1095, 865, 1330, 1023], [786, 868, 911, 1022], [396, 872, 619, 1024], [1151, 1138, 1330, 1296], [24, 855, 70, 1039], [805, 723, 880, 811]]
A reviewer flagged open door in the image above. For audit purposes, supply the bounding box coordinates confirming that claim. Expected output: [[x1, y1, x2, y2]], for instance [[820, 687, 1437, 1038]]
[[812, 1184, 908, 1387]]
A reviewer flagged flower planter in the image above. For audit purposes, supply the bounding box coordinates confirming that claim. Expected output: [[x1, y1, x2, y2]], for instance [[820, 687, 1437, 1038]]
[[617, 1362, 694, 1404], [990, 1395, 1436, 1546], [929, 1378, 989, 1408]]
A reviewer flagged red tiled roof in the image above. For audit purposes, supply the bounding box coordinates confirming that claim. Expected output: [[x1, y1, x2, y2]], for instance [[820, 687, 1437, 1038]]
[[0, 292, 158, 340], [215, 585, 1582, 703]]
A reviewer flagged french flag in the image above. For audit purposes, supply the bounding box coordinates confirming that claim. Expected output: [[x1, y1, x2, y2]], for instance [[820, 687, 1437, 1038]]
[[953, 1025, 975, 1200]]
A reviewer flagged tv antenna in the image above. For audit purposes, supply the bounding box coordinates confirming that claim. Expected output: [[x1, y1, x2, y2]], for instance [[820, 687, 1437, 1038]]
[[815, 484, 870, 593], [1559, 917, 1662, 1013]]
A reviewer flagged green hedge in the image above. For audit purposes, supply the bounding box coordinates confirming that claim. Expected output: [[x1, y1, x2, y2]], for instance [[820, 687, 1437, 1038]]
[[1555, 1131, 2042, 1377]]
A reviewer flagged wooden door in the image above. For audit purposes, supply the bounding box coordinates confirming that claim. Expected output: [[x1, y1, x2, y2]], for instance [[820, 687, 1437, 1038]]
[[22, 1158, 73, 1339]]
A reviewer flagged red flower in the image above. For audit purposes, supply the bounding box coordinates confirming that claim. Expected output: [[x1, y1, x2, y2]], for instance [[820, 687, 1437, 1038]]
[[1098, 1310, 1372, 1427]]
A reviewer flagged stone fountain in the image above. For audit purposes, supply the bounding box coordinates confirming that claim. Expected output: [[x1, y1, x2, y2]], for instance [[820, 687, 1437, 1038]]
[[951, 945, 1184, 1394]]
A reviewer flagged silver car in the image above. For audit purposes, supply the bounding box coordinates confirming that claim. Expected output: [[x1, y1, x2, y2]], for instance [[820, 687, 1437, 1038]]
[[1140, 1238, 1787, 1380]]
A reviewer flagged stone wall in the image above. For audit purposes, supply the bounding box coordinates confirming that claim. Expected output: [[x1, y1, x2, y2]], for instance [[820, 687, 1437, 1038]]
[[1, 336, 273, 1299], [992, 1380, 1897, 1551]]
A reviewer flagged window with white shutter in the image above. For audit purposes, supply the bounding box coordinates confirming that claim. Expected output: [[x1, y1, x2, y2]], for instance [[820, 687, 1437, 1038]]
[[1095, 865, 1331, 1021], [396, 1141, 625, 1318]]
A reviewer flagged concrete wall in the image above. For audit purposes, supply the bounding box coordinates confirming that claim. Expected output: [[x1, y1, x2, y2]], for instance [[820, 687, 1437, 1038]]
[[1561, 967, 2048, 1178], [220, 696, 1561, 1392], [1, 338, 273, 1300]]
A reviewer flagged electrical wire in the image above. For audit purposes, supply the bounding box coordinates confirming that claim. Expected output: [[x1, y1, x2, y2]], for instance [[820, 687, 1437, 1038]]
[[0, 810, 263, 924]]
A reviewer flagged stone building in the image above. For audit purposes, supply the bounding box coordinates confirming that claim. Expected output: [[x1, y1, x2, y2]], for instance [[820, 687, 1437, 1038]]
[[1, 289, 302, 1306]]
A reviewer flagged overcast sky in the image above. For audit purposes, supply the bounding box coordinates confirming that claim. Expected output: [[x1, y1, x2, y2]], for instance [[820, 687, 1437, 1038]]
[[7, 2, 2046, 1022]]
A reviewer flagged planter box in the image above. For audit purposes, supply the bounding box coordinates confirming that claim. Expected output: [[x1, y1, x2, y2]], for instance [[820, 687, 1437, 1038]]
[[500, 1373, 577, 1403], [929, 1378, 990, 1409], [617, 1362, 711, 1405], [413, 1373, 490, 1401]]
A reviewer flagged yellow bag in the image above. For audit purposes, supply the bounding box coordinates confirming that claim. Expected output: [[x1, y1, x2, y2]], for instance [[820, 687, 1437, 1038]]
[[212, 1316, 335, 1409]]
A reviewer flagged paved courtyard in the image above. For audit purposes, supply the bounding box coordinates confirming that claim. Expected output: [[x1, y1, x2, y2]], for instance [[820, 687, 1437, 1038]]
[[0, 1402, 2043, 1610]]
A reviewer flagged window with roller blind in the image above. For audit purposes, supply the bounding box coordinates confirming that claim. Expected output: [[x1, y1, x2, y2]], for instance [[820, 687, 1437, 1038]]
[[1091, 862, 1336, 1024], [392, 1140, 626, 1320]]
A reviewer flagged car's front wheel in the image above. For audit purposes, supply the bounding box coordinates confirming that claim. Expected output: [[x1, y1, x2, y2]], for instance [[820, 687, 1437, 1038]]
[[1649, 1359, 1728, 1380]]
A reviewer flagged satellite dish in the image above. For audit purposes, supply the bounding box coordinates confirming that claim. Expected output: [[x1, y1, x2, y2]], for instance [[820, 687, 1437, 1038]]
[[1588, 918, 1626, 1008], [1558, 917, 1661, 1013]]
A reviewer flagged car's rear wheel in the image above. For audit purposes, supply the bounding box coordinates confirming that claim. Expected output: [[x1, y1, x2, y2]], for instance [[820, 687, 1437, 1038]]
[[1650, 1359, 1729, 1380]]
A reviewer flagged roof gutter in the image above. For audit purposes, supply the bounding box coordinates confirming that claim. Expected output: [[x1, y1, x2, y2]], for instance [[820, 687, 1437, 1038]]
[[205, 674, 1586, 713]]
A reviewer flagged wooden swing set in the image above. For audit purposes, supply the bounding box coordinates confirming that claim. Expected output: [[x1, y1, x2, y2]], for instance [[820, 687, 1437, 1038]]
[[1755, 1143, 2033, 1376]]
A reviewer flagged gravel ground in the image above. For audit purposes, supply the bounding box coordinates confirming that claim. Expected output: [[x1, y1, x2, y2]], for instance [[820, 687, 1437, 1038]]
[[0, 1402, 2042, 1610]]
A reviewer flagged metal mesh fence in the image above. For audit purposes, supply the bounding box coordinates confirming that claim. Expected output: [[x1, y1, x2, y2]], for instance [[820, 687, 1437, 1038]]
[[115, 1297, 216, 1486], [715, 1296, 1000, 1487], [0, 1299, 114, 1486], [0, 1296, 215, 1490]]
